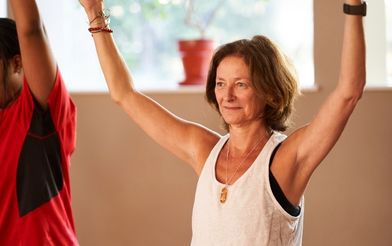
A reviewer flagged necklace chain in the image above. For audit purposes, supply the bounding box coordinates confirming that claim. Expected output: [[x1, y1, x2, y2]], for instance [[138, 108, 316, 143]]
[[225, 135, 266, 186], [220, 132, 269, 204]]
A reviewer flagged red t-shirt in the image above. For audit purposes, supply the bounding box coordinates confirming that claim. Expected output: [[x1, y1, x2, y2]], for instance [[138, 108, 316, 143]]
[[0, 70, 78, 245]]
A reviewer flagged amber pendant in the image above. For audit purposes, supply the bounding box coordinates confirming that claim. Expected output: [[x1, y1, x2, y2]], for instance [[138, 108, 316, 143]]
[[220, 187, 228, 203]]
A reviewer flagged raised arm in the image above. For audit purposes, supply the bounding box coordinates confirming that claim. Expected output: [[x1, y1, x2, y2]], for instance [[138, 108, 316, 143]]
[[271, 0, 366, 205], [79, 0, 219, 173], [9, 0, 56, 109]]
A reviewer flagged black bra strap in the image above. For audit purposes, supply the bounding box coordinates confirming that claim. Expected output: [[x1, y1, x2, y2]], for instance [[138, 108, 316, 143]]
[[269, 143, 301, 217]]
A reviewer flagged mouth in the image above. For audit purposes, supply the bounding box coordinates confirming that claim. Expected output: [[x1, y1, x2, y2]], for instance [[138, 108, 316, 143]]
[[223, 106, 242, 110]]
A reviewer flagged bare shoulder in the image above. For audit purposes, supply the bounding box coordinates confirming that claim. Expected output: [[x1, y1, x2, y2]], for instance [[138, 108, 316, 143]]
[[280, 125, 308, 154], [270, 126, 310, 185], [192, 125, 221, 175], [271, 133, 295, 169]]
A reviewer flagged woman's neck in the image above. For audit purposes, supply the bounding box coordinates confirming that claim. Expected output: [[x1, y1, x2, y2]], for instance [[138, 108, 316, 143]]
[[228, 122, 271, 154]]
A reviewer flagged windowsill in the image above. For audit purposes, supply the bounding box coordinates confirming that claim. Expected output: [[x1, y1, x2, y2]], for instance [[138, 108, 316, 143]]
[[364, 84, 392, 91]]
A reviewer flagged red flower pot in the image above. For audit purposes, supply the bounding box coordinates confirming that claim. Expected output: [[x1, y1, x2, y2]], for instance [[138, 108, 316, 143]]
[[178, 39, 214, 86]]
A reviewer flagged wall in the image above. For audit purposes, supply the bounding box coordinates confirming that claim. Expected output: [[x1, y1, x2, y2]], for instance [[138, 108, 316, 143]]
[[70, 0, 392, 245]]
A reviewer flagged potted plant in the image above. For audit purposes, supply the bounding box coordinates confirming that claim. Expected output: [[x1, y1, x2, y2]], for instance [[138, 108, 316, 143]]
[[178, 0, 224, 86]]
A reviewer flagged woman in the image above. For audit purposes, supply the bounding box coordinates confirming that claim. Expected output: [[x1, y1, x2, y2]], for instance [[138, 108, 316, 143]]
[[79, 0, 366, 244], [0, 0, 78, 245]]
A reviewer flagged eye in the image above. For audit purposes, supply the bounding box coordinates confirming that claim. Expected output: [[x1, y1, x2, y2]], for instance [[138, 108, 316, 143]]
[[216, 81, 225, 88], [236, 81, 248, 88]]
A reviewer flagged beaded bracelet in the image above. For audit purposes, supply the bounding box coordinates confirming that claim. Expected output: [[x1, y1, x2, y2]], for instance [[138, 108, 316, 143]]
[[88, 26, 113, 35]]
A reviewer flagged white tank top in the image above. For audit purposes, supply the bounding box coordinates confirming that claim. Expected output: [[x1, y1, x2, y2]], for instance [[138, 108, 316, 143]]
[[191, 132, 304, 246]]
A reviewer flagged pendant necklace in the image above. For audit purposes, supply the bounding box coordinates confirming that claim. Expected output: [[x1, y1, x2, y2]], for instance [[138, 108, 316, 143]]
[[220, 133, 268, 203]]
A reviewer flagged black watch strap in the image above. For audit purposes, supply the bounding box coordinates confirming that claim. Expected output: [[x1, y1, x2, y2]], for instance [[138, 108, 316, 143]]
[[343, 2, 367, 16]]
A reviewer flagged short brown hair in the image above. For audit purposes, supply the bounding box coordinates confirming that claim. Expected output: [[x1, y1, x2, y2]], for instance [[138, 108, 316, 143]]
[[205, 35, 299, 132]]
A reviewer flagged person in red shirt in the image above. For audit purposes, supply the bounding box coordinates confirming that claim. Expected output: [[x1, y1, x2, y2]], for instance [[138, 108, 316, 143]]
[[0, 0, 78, 245]]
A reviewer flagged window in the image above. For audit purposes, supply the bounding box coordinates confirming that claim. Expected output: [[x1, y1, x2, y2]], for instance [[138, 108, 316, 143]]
[[3, 1, 392, 91], [386, 0, 392, 85], [31, 0, 313, 92], [365, 0, 392, 87], [35, 0, 107, 92], [1, 0, 107, 91], [1, 0, 6, 16], [2, 0, 314, 91], [104, 0, 314, 90]]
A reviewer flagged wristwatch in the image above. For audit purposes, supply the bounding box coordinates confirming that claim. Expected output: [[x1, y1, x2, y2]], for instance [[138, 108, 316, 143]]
[[343, 1, 367, 16]]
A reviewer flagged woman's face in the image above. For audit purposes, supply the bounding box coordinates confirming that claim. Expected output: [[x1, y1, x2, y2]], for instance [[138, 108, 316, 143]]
[[214, 55, 266, 128]]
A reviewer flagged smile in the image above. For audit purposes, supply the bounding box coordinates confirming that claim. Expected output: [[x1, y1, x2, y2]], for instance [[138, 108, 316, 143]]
[[223, 106, 242, 110]]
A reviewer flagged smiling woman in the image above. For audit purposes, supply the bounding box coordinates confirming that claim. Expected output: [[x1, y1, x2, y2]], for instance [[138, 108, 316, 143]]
[[207, 36, 298, 132], [78, 0, 366, 244], [214, 56, 265, 128]]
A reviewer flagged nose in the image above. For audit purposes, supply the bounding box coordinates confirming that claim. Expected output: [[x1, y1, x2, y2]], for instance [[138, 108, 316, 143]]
[[224, 84, 235, 102]]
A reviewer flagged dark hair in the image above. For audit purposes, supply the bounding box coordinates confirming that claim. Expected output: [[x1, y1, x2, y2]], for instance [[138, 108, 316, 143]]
[[0, 18, 20, 60], [0, 18, 20, 100], [205, 35, 299, 132]]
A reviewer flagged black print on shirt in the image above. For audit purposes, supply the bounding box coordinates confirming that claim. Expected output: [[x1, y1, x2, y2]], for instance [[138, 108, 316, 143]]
[[17, 105, 63, 217]]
